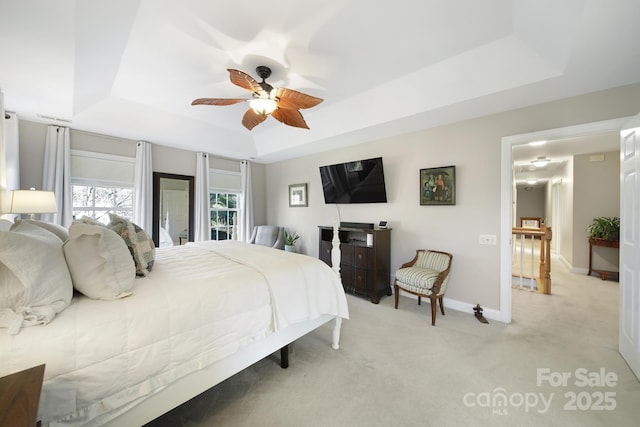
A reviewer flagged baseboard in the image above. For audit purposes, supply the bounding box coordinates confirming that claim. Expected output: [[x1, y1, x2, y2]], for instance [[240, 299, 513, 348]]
[[398, 291, 505, 323], [443, 297, 504, 323]]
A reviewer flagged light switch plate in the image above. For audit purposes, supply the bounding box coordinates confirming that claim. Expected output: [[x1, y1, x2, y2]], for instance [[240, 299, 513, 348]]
[[479, 234, 497, 245]]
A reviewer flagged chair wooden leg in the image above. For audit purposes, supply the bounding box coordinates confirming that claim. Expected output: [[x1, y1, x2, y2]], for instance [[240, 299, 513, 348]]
[[394, 284, 399, 309], [430, 295, 437, 326], [439, 295, 445, 315], [418, 296, 421, 306]]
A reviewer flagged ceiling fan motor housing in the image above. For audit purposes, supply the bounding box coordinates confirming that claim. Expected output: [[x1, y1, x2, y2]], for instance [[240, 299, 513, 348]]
[[256, 66, 272, 81]]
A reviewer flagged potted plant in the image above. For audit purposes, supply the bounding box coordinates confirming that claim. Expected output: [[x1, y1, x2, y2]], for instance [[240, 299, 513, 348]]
[[587, 216, 620, 242], [284, 229, 301, 252]]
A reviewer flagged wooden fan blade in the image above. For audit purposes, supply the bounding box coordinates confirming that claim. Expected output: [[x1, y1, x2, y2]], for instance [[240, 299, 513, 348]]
[[275, 88, 323, 110], [242, 108, 268, 131], [271, 108, 310, 129], [191, 98, 246, 106], [228, 69, 264, 94]]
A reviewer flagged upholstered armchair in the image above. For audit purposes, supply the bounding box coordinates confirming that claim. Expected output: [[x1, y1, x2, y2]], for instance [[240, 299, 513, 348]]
[[394, 249, 453, 326], [248, 225, 285, 250]]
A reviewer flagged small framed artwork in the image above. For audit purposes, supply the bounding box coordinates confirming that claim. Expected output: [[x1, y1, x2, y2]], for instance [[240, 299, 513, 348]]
[[420, 166, 456, 205], [289, 183, 308, 207]]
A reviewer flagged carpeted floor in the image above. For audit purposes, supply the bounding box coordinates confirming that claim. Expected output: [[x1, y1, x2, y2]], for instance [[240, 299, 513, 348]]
[[146, 257, 639, 427]]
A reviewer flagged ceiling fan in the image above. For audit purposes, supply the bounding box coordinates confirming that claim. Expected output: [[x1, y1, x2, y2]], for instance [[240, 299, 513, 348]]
[[192, 66, 323, 131]]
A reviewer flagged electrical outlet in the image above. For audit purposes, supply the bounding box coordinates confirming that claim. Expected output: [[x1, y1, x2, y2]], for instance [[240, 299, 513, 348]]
[[479, 234, 497, 245]]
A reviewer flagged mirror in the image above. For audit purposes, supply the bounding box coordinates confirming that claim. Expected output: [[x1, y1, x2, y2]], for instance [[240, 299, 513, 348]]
[[152, 172, 195, 247]]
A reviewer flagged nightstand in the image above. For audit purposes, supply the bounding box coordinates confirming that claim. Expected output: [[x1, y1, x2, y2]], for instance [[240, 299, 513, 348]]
[[0, 364, 45, 427]]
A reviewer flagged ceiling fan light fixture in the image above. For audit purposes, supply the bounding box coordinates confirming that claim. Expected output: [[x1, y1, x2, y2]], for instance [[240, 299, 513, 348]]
[[249, 98, 277, 115], [531, 156, 550, 167]]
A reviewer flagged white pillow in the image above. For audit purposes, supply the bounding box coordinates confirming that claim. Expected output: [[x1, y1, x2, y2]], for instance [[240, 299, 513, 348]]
[[63, 222, 136, 300], [11, 218, 69, 242], [0, 222, 73, 335]]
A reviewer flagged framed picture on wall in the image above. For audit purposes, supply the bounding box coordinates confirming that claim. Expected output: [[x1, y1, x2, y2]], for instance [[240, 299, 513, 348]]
[[289, 183, 308, 207], [420, 166, 456, 205]]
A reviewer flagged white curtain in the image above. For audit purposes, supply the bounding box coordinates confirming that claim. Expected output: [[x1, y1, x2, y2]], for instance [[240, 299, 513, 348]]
[[194, 152, 210, 241], [238, 160, 254, 242], [133, 140, 153, 232], [42, 126, 72, 226], [0, 91, 19, 218]]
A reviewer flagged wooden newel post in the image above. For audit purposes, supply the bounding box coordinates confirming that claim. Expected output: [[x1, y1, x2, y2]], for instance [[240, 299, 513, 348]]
[[538, 227, 552, 294]]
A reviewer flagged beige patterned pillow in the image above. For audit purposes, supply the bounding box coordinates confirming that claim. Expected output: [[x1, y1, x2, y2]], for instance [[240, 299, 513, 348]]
[[107, 213, 155, 276]]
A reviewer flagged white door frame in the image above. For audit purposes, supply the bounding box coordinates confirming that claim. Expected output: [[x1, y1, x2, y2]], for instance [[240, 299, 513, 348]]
[[499, 117, 631, 323]]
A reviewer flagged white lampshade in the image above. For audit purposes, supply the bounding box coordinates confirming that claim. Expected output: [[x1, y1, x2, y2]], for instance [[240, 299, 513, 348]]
[[249, 98, 277, 115], [9, 188, 58, 218]]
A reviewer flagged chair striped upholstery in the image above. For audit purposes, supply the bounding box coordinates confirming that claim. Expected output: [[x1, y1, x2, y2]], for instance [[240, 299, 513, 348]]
[[394, 249, 453, 325], [396, 251, 451, 296]]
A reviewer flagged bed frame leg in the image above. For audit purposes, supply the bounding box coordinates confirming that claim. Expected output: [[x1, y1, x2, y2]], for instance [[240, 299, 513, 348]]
[[280, 345, 289, 369], [331, 317, 342, 350]]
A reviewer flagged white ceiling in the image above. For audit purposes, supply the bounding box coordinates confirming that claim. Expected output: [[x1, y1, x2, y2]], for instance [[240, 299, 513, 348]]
[[1, 0, 640, 164]]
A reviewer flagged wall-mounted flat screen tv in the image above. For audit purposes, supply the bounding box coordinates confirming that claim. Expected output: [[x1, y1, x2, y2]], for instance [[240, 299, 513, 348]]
[[319, 157, 388, 204]]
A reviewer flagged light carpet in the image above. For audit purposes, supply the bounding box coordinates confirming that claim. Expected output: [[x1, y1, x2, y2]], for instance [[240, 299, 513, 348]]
[[146, 258, 638, 427]]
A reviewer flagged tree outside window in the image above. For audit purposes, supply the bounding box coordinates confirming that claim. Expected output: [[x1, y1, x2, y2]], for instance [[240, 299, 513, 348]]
[[72, 185, 133, 224], [210, 192, 238, 240]]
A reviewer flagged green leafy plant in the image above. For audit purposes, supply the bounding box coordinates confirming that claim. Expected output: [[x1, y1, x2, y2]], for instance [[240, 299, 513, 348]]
[[285, 229, 301, 246], [587, 216, 620, 241]]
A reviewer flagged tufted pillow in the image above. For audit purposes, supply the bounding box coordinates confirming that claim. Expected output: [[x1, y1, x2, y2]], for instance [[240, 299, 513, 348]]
[[107, 213, 155, 276], [11, 218, 69, 242], [0, 222, 73, 335], [63, 222, 135, 300]]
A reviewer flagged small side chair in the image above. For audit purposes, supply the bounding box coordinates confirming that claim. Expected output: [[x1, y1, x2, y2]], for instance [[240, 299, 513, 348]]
[[394, 249, 453, 326], [248, 225, 286, 250]]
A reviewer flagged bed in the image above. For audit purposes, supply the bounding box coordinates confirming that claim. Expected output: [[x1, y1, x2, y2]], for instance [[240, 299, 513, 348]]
[[0, 222, 349, 427]]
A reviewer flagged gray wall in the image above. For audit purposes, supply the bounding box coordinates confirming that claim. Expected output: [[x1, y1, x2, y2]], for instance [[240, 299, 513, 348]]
[[573, 150, 620, 271], [16, 83, 640, 312], [17, 121, 267, 227], [516, 186, 546, 225], [264, 83, 640, 311]]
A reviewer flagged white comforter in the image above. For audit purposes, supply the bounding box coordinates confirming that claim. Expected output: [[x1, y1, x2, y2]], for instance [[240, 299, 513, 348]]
[[0, 240, 349, 426]]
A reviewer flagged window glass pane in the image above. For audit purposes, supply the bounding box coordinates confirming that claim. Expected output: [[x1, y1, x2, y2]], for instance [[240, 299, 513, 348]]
[[228, 194, 237, 209], [218, 211, 228, 227], [114, 188, 133, 206], [93, 187, 114, 207]]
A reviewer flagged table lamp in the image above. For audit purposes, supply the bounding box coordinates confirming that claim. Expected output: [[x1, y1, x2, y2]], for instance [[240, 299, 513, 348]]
[[8, 188, 58, 220]]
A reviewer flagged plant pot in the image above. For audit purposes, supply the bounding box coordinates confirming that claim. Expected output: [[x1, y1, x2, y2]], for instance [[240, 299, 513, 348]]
[[284, 244, 296, 252]]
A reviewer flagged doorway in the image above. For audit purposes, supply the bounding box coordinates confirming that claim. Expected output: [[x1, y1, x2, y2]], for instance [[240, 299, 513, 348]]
[[499, 117, 630, 323]]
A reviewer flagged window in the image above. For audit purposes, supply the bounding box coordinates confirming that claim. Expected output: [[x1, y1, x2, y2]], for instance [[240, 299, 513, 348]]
[[210, 192, 238, 240], [72, 185, 133, 224], [209, 167, 242, 240], [70, 149, 135, 224]]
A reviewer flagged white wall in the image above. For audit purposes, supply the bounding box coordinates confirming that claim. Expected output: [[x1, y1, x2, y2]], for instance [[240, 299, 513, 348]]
[[265, 83, 640, 311]]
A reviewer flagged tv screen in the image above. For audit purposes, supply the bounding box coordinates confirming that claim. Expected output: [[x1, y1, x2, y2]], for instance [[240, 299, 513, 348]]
[[319, 157, 388, 204]]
